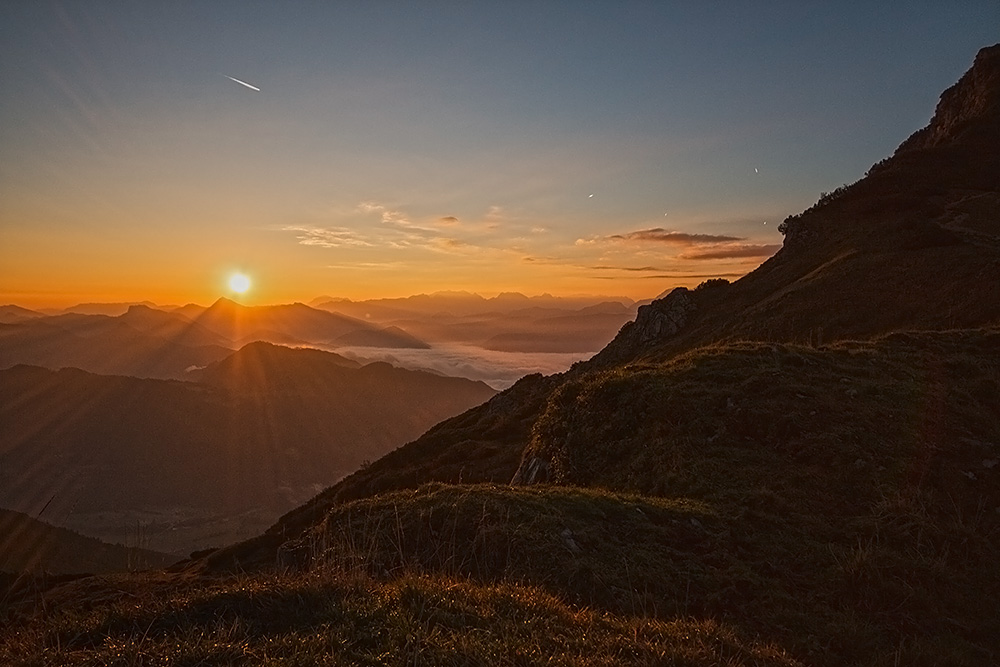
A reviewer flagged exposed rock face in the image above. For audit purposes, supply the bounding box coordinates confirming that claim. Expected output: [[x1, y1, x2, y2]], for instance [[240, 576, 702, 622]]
[[896, 44, 1000, 153], [777, 44, 1000, 264], [588, 288, 695, 366], [510, 456, 549, 485]]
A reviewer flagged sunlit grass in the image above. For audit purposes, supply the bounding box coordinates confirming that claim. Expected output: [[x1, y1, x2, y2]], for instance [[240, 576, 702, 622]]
[[0, 569, 798, 666]]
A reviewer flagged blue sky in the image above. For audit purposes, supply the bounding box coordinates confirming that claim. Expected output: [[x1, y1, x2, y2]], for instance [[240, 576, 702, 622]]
[[1, 2, 996, 306]]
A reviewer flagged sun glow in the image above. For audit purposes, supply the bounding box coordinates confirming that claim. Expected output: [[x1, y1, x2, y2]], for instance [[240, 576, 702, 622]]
[[228, 272, 252, 294]]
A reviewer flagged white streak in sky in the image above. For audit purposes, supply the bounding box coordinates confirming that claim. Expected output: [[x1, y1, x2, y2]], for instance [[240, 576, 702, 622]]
[[224, 75, 261, 91]]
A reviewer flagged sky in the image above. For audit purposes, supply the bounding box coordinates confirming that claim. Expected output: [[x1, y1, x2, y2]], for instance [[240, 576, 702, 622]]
[[1, 2, 997, 308]]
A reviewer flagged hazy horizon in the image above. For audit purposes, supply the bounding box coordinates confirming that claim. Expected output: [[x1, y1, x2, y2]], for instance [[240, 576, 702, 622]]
[[2, 288, 642, 313]]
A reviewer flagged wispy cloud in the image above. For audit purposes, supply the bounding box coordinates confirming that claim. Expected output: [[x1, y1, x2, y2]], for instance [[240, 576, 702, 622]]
[[678, 244, 781, 260], [434, 238, 469, 251], [358, 201, 428, 231], [604, 228, 743, 245], [282, 202, 507, 256], [573, 225, 779, 265], [589, 265, 668, 272], [592, 272, 747, 280], [521, 255, 565, 264], [326, 261, 404, 270], [282, 225, 373, 248], [584, 263, 749, 277]]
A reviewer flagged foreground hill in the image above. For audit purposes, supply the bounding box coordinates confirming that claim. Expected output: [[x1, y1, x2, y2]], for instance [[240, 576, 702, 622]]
[[0, 343, 494, 554], [4, 330, 995, 664], [0, 509, 174, 575], [2, 45, 998, 667]]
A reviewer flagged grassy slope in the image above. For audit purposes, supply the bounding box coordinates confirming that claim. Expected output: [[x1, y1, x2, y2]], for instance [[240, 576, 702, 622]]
[[195, 371, 562, 571], [3, 331, 996, 665], [517, 331, 1000, 663], [0, 570, 797, 666], [0, 349, 495, 516], [0, 509, 176, 575], [276, 331, 997, 664]]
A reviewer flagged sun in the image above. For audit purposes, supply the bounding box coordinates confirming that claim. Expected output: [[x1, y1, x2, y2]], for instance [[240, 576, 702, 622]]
[[228, 272, 252, 294]]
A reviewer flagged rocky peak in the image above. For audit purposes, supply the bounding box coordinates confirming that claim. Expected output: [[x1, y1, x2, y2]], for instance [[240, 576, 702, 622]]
[[895, 43, 1000, 153], [587, 288, 695, 366]]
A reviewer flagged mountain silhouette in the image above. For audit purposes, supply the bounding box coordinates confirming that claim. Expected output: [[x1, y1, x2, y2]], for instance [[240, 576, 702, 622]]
[[189, 298, 431, 348], [0, 313, 234, 380], [334, 325, 431, 349], [0, 509, 175, 575], [1, 344, 494, 554], [119, 304, 232, 348], [587, 45, 1000, 367], [315, 296, 638, 353], [0, 300, 432, 380], [0, 305, 43, 324]]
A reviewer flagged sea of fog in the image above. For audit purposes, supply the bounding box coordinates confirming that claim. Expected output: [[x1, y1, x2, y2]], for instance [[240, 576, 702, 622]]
[[321, 344, 591, 390]]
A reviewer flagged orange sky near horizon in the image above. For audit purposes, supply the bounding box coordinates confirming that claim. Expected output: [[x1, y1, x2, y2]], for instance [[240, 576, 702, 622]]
[[0, 213, 770, 309], [2, 4, 992, 311]]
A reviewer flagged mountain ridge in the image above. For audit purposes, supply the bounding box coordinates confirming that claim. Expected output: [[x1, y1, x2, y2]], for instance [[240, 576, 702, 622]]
[[1, 343, 495, 554], [0, 509, 175, 575], [5, 44, 1000, 667], [191, 42, 1000, 571]]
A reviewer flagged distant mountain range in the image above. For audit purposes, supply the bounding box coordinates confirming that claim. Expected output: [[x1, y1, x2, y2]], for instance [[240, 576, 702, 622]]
[[309, 291, 636, 317], [312, 294, 638, 353], [0, 294, 645, 382], [0, 298, 433, 380]]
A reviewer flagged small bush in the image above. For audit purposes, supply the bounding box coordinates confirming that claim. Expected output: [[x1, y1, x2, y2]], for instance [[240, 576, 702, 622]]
[[694, 278, 731, 291]]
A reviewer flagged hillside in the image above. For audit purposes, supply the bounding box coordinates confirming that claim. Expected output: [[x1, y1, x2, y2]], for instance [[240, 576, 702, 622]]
[[196, 45, 1000, 548], [5, 330, 996, 664], [590, 46, 1000, 367], [0, 509, 175, 575], [1, 45, 998, 667], [0, 344, 494, 553]]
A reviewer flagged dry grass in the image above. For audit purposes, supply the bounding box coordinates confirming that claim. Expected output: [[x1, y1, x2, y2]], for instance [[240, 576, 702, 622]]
[[3, 330, 996, 666], [0, 569, 798, 666]]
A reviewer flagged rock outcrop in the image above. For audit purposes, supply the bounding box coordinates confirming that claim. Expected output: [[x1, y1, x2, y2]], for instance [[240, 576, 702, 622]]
[[896, 44, 1000, 153], [588, 288, 695, 366]]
